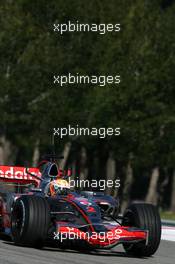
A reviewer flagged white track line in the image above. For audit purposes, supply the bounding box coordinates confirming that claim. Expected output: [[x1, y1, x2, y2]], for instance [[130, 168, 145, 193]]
[[161, 226, 175, 242]]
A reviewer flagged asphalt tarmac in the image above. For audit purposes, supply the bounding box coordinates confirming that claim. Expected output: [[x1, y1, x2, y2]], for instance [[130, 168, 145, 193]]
[[0, 239, 174, 264]]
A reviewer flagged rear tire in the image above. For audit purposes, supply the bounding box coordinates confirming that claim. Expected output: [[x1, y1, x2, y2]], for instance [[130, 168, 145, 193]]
[[11, 195, 50, 247], [122, 203, 161, 257]]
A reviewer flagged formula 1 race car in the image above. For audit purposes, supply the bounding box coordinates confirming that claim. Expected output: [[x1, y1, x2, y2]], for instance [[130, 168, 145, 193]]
[[0, 155, 161, 257]]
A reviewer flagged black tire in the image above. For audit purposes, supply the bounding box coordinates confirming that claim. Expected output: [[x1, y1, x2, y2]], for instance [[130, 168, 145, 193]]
[[11, 195, 50, 247], [122, 203, 161, 257]]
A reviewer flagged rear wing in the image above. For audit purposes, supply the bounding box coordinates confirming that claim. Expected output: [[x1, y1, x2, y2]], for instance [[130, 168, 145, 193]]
[[0, 165, 41, 186]]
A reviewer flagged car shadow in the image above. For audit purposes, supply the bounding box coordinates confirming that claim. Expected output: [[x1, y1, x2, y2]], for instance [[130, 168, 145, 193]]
[[42, 247, 148, 259], [1, 237, 148, 260]]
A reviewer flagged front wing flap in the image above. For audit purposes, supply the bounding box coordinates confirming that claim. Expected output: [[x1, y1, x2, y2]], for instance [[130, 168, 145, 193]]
[[53, 224, 148, 249]]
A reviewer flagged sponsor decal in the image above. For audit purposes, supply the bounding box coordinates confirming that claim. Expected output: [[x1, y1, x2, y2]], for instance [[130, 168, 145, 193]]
[[0, 166, 41, 180]]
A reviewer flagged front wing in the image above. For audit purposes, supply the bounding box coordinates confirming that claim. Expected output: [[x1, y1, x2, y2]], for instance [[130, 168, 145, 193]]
[[53, 224, 148, 249]]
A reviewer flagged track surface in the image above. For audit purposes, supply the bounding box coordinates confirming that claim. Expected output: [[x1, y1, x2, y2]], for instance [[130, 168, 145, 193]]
[[0, 239, 174, 264]]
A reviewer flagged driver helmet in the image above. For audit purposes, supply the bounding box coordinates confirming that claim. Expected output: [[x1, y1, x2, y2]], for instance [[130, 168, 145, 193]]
[[47, 179, 70, 196]]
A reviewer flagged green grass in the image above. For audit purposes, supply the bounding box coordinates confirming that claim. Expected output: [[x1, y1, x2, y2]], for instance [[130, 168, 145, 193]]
[[160, 211, 175, 221]]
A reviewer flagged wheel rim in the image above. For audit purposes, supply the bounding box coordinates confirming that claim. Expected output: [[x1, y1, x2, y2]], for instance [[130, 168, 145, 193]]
[[12, 201, 25, 236]]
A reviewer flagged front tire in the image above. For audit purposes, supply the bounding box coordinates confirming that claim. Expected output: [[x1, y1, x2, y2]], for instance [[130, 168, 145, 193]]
[[11, 195, 50, 247], [122, 203, 161, 257]]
